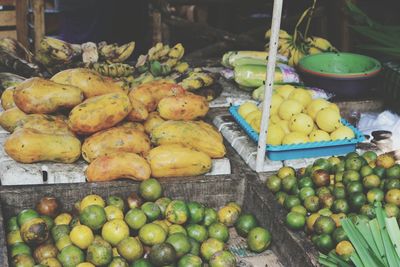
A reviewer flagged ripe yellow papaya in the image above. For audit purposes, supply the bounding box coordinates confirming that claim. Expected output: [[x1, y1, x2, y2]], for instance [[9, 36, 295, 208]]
[[1, 86, 16, 110], [144, 112, 165, 134], [0, 107, 27, 132], [157, 93, 209, 121]]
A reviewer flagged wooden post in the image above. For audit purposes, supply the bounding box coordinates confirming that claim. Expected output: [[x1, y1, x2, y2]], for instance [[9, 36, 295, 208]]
[[32, 0, 45, 54], [255, 0, 283, 172], [152, 10, 163, 44], [16, 0, 29, 48]]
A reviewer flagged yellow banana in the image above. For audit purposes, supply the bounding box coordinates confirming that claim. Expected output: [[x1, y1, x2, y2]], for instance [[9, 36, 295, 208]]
[[168, 43, 184, 59], [265, 29, 291, 40], [308, 36, 335, 52], [308, 46, 322, 55], [112, 41, 135, 62], [174, 62, 189, 73]]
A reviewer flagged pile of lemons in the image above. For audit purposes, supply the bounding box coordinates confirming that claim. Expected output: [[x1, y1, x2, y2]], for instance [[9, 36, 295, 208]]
[[238, 85, 355, 146]]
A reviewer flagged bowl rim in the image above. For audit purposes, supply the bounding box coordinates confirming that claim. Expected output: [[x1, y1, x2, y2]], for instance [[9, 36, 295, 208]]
[[298, 52, 382, 78]]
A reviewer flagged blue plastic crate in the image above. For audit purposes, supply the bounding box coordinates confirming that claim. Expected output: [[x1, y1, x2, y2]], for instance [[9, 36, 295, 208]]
[[229, 105, 365, 161]]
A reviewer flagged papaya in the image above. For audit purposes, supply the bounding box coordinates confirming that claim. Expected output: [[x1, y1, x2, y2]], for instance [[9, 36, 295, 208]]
[[158, 93, 209, 121], [0, 107, 27, 132], [144, 111, 165, 134], [1, 85, 16, 110], [127, 98, 149, 122]]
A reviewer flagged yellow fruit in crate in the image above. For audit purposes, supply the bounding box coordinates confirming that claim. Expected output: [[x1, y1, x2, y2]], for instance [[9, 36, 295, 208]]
[[238, 102, 258, 118], [276, 120, 290, 134], [315, 108, 342, 133], [266, 124, 285, 146], [289, 113, 314, 135], [288, 88, 312, 107], [70, 225, 94, 249], [245, 110, 261, 124], [329, 103, 340, 114], [80, 194, 105, 211], [54, 213, 72, 225], [309, 130, 331, 142], [282, 132, 310, 145], [306, 99, 331, 119], [270, 114, 281, 124], [270, 94, 284, 115], [278, 100, 303, 120], [275, 84, 296, 99], [330, 126, 355, 140]]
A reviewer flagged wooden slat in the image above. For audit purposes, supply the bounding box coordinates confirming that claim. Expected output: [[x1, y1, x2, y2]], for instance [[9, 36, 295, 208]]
[[32, 0, 45, 53], [0, 30, 16, 38], [15, 0, 28, 47], [0, 0, 15, 6], [0, 10, 16, 26]]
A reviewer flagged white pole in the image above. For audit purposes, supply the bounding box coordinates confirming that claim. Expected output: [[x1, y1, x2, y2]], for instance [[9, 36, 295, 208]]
[[255, 0, 284, 172]]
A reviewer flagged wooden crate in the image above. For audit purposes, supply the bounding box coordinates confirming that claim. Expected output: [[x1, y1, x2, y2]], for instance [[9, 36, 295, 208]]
[[0, 0, 17, 39]]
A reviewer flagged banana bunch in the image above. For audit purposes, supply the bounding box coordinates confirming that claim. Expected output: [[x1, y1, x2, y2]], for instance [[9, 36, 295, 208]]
[[98, 41, 135, 63], [36, 37, 82, 66], [91, 62, 134, 78], [179, 69, 215, 91]]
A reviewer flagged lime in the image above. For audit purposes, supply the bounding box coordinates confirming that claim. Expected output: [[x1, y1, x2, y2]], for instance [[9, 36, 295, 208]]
[[298, 177, 314, 188], [334, 171, 344, 183], [203, 208, 218, 227], [342, 170, 361, 185], [275, 192, 288, 206], [306, 213, 320, 232], [17, 209, 39, 227], [336, 240, 354, 261], [332, 199, 350, 214], [139, 223, 167, 246], [217, 206, 239, 226], [386, 164, 400, 179], [318, 208, 333, 217], [334, 161, 345, 173], [367, 188, 384, 204], [6, 230, 22, 246], [346, 152, 359, 159], [281, 175, 297, 193], [186, 224, 208, 243], [80, 195, 105, 211], [363, 174, 381, 189], [104, 205, 124, 221], [188, 238, 200, 256], [299, 187, 315, 201], [131, 259, 153, 267], [178, 254, 203, 267], [291, 205, 307, 216], [316, 186, 331, 197], [385, 203, 400, 218], [108, 257, 128, 267], [125, 208, 147, 230], [332, 226, 348, 243], [70, 225, 94, 249], [149, 243, 177, 266], [169, 224, 187, 236], [349, 192, 367, 211], [79, 205, 106, 231], [12, 254, 35, 267], [311, 169, 330, 187], [277, 166, 296, 179], [166, 233, 192, 258], [139, 178, 163, 201], [285, 212, 306, 230], [373, 166, 386, 178], [10, 243, 31, 257], [266, 175, 282, 193], [362, 151, 377, 163], [386, 179, 400, 190], [155, 197, 172, 217], [117, 237, 143, 262], [359, 165, 373, 178], [141, 202, 161, 222], [102, 219, 130, 246], [314, 216, 336, 235], [360, 204, 376, 219], [166, 200, 189, 225], [235, 213, 258, 237], [332, 187, 346, 199], [316, 234, 334, 253], [208, 222, 229, 242], [290, 185, 300, 195], [247, 227, 271, 253], [304, 196, 320, 212], [209, 251, 236, 267], [7, 216, 19, 232], [57, 245, 84, 267], [106, 196, 125, 211], [346, 181, 363, 194], [328, 156, 342, 166], [187, 202, 205, 224], [200, 238, 224, 261], [313, 158, 332, 172], [385, 189, 400, 206], [283, 195, 301, 210]]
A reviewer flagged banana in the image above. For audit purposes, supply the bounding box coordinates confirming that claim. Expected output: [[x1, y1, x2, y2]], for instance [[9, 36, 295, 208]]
[[112, 41, 135, 63], [307, 37, 336, 52], [179, 71, 214, 91], [265, 29, 291, 40], [308, 46, 322, 55], [168, 43, 184, 59], [174, 62, 189, 73], [163, 58, 178, 68], [153, 45, 170, 60], [91, 63, 134, 77], [38, 37, 77, 62]]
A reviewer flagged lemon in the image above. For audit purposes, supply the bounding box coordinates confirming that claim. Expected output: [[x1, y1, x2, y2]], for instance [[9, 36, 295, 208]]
[[329, 103, 340, 114], [54, 213, 72, 226], [77, 263, 95, 267], [244, 110, 261, 124], [316, 108, 342, 133], [309, 130, 331, 142], [289, 113, 314, 135], [249, 114, 262, 133], [104, 205, 124, 221], [282, 132, 310, 145], [266, 124, 285, 146], [80, 194, 105, 211], [288, 88, 312, 107], [276, 120, 290, 134], [270, 94, 284, 115], [102, 219, 130, 246], [306, 99, 331, 119], [330, 126, 355, 140], [238, 102, 258, 118], [278, 99, 303, 120], [269, 114, 281, 124], [70, 225, 94, 249], [275, 84, 295, 99]]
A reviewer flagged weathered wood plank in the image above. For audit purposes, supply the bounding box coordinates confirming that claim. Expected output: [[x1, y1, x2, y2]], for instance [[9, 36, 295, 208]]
[[0, 10, 16, 26]]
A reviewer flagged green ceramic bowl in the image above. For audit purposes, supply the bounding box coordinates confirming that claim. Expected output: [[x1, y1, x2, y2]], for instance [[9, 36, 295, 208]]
[[298, 52, 381, 99]]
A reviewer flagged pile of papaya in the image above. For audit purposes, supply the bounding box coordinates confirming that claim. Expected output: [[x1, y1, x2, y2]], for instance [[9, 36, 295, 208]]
[[0, 68, 226, 181]]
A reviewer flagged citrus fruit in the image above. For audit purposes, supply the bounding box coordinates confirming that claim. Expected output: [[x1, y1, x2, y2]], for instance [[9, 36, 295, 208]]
[[238, 102, 258, 118], [7, 216, 19, 232], [79, 205, 106, 231], [108, 257, 128, 267], [332, 199, 350, 214], [80, 195, 105, 211], [343, 170, 361, 184], [57, 245, 84, 267], [329, 103, 340, 113], [117, 236, 143, 262], [266, 175, 281, 193], [166, 200, 189, 225], [278, 99, 303, 120], [376, 153, 396, 168], [315, 108, 342, 133], [386, 189, 400, 206], [155, 197, 172, 217], [266, 124, 285, 145], [288, 88, 312, 107], [139, 178, 163, 201], [139, 223, 167, 246], [6, 230, 22, 246], [40, 257, 62, 267], [281, 175, 296, 192], [386, 179, 400, 190], [70, 225, 94, 249], [330, 126, 355, 140], [332, 226, 348, 243], [228, 203, 243, 214], [346, 181, 363, 194], [363, 174, 380, 189], [336, 240, 354, 260], [187, 224, 208, 243], [291, 205, 307, 216], [330, 213, 346, 227], [360, 204, 376, 219], [275, 192, 288, 205], [106, 196, 125, 211], [189, 238, 200, 256], [244, 110, 261, 124], [203, 208, 218, 227], [304, 196, 320, 212], [247, 227, 271, 253], [299, 187, 315, 201], [149, 243, 177, 266], [366, 188, 384, 204], [386, 164, 400, 179], [385, 203, 400, 218], [276, 120, 290, 134], [104, 205, 124, 221], [314, 216, 336, 235], [153, 220, 169, 234], [208, 222, 229, 242], [316, 234, 334, 253], [312, 169, 330, 187], [77, 262, 95, 267], [306, 99, 331, 119], [86, 236, 112, 266], [200, 238, 224, 261], [289, 113, 314, 135], [166, 233, 192, 258], [12, 254, 35, 267], [187, 202, 205, 224], [275, 84, 295, 99], [217, 206, 239, 226], [141, 202, 161, 222], [298, 176, 314, 188], [270, 94, 284, 115], [132, 259, 153, 267], [169, 224, 187, 236], [17, 209, 39, 227], [277, 166, 295, 179], [306, 213, 320, 232], [54, 213, 72, 226], [10, 243, 31, 257], [178, 254, 203, 267], [284, 195, 301, 210], [270, 114, 282, 124], [125, 208, 147, 230], [282, 131, 310, 145], [209, 250, 237, 267], [309, 130, 331, 142], [55, 236, 72, 252], [285, 212, 305, 230], [349, 192, 367, 211], [234, 213, 258, 238], [101, 219, 129, 246]]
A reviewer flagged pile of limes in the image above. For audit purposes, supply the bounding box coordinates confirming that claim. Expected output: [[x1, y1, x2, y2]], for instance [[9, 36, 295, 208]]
[[7, 178, 272, 267], [266, 150, 400, 256]]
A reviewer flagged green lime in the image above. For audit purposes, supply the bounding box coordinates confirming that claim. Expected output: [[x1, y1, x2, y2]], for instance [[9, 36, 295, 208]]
[[367, 188, 384, 204], [373, 166, 386, 178], [141, 202, 161, 222], [316, 186, 331, 197], [169, 224, 187, 236], [349, 192, 367, 212], [277, 166, 295, 179], [384, 203, 400, 218], [266, 175, 282, 193], [332, 227, 348, 243], [328, 156, 342, 166], [334, 161, 345, 173], [334, 171, 344, 183], [247, 227, 271, 253], [298, 177, 314, 188], [342, 170, 361, 185], [305, 165, 313, 176], [360, 165, 373, 177], [209, 251, 236, 267], [117, 237, 143, 262], [149, 243, 177, 266], [304, 196, 320, 213], [200, 238, 224, 261], [208, 222, 229, 242], [186, 224, 208, 243], [139, 223, 167, 246], [362, 151, 377, 163], [275, 192, 287, 206], [107, 196, 125, 211], [290, 186, 300, 195], [346, 152, 359, 159], [345, 157, 364, 171], [10, 243, 31, 257], [318, 208, 333, 217], [203, 208, 218, 227], [281, 175, 297, 193], [314, 216, 336, 235], [155, 197, 172, 217], [166, 200, 189, 225], [363, 174, 381, 189], [178, 254, 203, 267], [166, 233, 192, 258], [188, 238, 200, 256], [57, 245, 84, 267], [386, 179, 400, 190], [316, 233, 334, 253], [283, 195, 301, 210], [285, 212, 306, 230], [386, 164, 400, 179], [346, 181, 363, 194], [125, 208, 147, 230], [7, 216, 19, 232], [187, 202, 205, 224], [291, 205, 307, 216], [332, 199, 350, 214], [17, 209, 39, 227], [332, 187, 346, 199], [299, 187, 315, 201], [79, 205, 106, 231], [139, 178, 163, 201], [360, 204, 376, 219], [234, 213, 258, 237], [131, 259, 153, 267], [313, 158, 332, 172]]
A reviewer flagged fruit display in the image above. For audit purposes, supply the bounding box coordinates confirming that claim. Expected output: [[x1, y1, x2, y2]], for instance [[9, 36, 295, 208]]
[[0, 66, 225, 180], [237, 85, 355, 146], [5, 179, 272, 266], [265, 150, 400, 256]]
